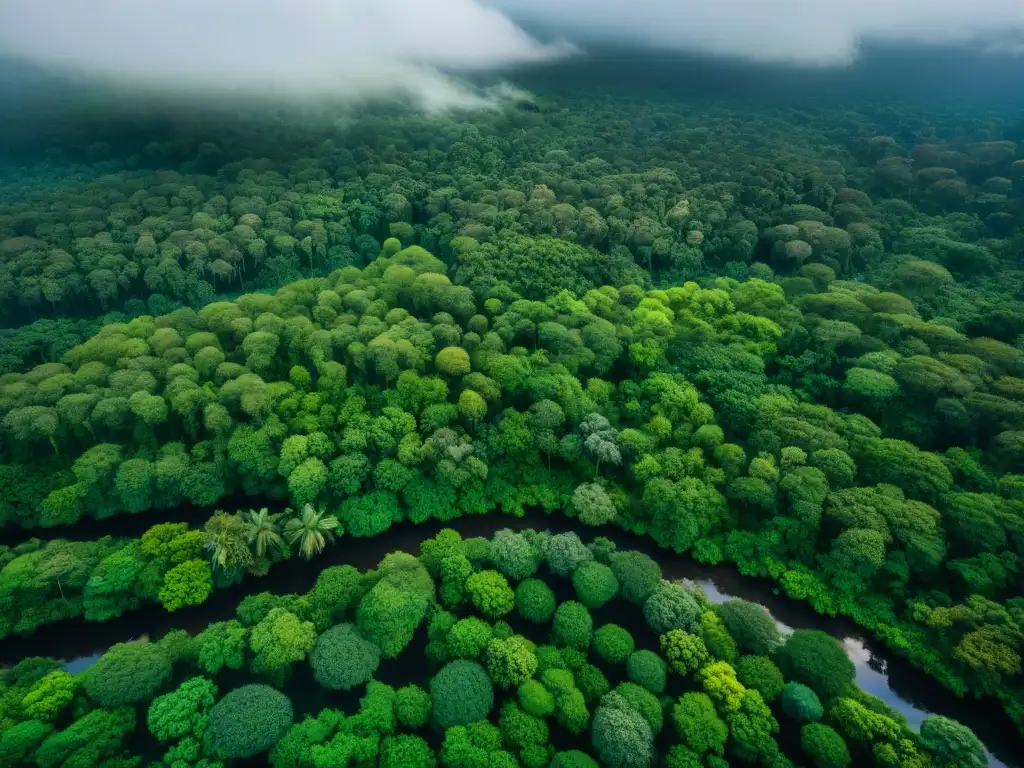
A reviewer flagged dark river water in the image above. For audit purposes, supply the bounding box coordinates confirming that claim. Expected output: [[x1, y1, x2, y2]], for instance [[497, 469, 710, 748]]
[[0, 508, 1018, 767]]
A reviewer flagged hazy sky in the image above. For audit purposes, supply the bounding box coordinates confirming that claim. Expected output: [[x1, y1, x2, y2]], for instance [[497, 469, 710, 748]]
[[498, 0, 1024, 64], [0, 0, 1021, 107]]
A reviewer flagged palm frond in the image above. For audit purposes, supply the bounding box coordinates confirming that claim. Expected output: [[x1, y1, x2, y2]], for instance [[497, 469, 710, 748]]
[[283, 504, 340, 560]]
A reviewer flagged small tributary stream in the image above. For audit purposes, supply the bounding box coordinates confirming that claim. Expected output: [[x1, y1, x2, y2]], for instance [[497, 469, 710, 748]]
[[0, 509, 1018, 767]]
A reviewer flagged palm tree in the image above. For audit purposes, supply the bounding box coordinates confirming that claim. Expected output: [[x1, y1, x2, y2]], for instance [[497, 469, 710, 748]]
[[244, 508, 285, 558], [283, 503, 340, 560], [203, 511, 253, 571]]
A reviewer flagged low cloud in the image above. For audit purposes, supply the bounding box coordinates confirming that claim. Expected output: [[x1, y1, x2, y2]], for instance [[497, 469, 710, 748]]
[[498, 0, 1024, 65], [0, 0, 1021, 111], [0, 0, 570, 109]]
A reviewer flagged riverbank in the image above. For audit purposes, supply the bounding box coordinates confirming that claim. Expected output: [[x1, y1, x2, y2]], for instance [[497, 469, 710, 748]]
[[1, 509, 1016, 767]]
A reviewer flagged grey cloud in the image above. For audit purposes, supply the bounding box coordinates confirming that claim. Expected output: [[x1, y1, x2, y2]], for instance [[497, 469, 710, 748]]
[[0, 0, 570, 109], [0, 0, 1021, 111], [496, 0, 1024, 64]]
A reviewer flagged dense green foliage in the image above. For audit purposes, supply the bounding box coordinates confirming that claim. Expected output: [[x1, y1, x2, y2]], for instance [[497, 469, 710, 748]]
[[571, 560, 619, 609], [208, 684, 294, 759], [430, 660, 495, 729], [780, 681, 824, 723], [395, 684, 431, 729], [516, 578, 557, 624], [2, 214, 1023, 726], [643, 581, 701, 634], [593, 623, 635, 664], [552, 601, 593, 650], [592, 690, 654, 768], [717, 599, 783, 656], [309, 623, 381, 690], [776, 630, 857, 701], [2, 84, 1024, 763], [0, 526, 990, 767], [801, 723, 852, 768], [146, 675, 217, 743], [356, 552, 434, 658], [626, 649, 668, 694], [919, 715, 988, 768], [82, 640, 172, 707]]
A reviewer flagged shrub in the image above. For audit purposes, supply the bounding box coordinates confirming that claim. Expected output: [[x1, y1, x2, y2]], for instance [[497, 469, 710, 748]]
[[572, 482, 618, 526], [671, 692, 727, 756], [588, 536, 617, 562], [920, 716, 987, 768], [736, 655, 785, 701], [571, 561, 619, 609], [430, 661, 495, 729], [463, 537, 492, 566], [552, 601, 593, 650], [665, 745, 703, 768], [780, 682, 823, 723], [543, 532, 593, 576], [197, 620, 248, 674], [20, 671, 76, 722], [592, 624, 635, 664], [486, 635, 538, 688], [591, 691, 654, 768], [776, 630, 854, 701], [0, 720, 53, 767], [696, 661, 746, 713], [518, 679, 555, 717], [309, 623, 381, 690], [614, 682, 663, 734], [516, 579, 556, 623], [355, 681, 398, 736], [395, 684, 432, 729], [574, 663, 611, 703], [555, 687, 590, 735], [627, 650, 667, 694], [419, 529, 464, 576], [250, 608, 316, 685], [535, 645, 568, 673], [357, 553, 435, 658], [157, 629, 197, 665], [441, 721, 513, 767], [34, 706, 135, 768], [551, 751, 599, 768], [158, 558, 213, 611], [522, 744, 551, 768], [209, 684, 294, 759], [466, 570, 515, 618], [499, 701, 549, 751], [541, 669, 588, 733], [436, 346, 471, 376], [381, 734, 436, 768], [801, 724, 851, 768], [448, 617, 494, 659], [84, 642, 172, 707], [490, 529, 539, 580], [643, 582, 700, 634], [699, 611, 738, 664], [608, 551, 661, 604], [147, 676, 217, 743], [561, 647, 587, 670], [307, 565, 364, 631], [717, 600, 782, 655], [660, 630, 710, 677]]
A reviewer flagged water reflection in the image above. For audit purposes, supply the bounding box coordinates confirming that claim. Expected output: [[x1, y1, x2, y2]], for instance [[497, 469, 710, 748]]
[[2, 511, 1015, 767], [688, 577, 1007, 768], [61, 633, 149, 675]]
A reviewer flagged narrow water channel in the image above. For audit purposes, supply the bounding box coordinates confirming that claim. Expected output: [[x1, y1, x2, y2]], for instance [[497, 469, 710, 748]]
[[1, 509, 1017, 767]]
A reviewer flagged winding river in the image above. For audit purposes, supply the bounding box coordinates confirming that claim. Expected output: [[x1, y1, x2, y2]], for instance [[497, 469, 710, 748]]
[[0, 509, 1018, 767]]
